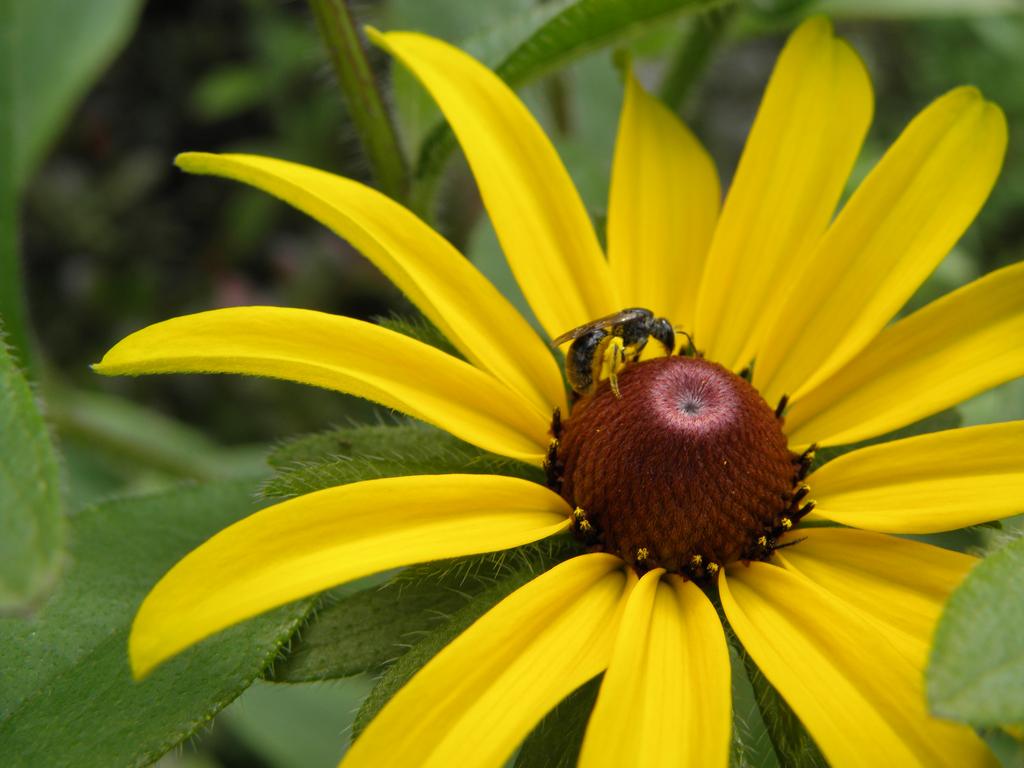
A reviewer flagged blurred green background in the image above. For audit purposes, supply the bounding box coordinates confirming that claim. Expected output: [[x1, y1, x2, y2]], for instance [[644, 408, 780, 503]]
[[10, 0, 1024, 765]]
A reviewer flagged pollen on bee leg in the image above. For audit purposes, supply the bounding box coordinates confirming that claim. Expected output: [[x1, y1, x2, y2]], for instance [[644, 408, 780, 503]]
[[600, 336, 627, 399], [780, 517, 793, 531]]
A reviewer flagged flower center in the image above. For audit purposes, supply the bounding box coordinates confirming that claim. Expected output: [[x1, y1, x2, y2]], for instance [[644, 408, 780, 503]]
[[546, 356, 813, 578]]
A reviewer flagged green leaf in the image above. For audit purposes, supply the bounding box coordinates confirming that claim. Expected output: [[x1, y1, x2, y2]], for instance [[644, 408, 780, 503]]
[[495, 0, 722, 85], [273, 537, 583, 683], [410, 0, 726, 212], [190, 65, 268, 122], [978, 728, 1024, 768], [43, 384, 268, 512], [726, 626, 826, 768], [270, 569, 481, 684], [514, 678, 601, 768], [268, 420, 446, 467], [372, 312, 463, 358], [0, 27, 27, 366], [816, 0, 1020, 18], [459, 0, 577, 64], [46, 384, 267, 486], [1, 0, 143, 366], [927, 535, 1024, 726], [729, 640, 781, 768], [1, 0, 146, 360], [218, 679, 375, 768], [350, 538, 581, 739], [0, 335, 64, 612], [9, 0, 144, 190], [263, 422, 543, 499], [0, 481, 313, 768], [268, 578, 471, 682]]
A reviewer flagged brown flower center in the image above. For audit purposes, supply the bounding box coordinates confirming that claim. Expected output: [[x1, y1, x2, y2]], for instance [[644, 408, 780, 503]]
[[546, 356, 812, 578]]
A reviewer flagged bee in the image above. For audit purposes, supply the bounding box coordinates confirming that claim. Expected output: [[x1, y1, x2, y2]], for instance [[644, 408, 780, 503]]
[[552, 307, 676, 398]]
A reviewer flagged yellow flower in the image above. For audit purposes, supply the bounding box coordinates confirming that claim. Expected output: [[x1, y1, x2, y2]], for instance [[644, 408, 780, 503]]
[[95, 17, 1022, 768]]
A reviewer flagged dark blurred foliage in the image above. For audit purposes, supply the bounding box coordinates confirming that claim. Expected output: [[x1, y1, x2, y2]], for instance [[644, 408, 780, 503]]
[[24, 0, 398, 441], [22, 2, 1024, 447]]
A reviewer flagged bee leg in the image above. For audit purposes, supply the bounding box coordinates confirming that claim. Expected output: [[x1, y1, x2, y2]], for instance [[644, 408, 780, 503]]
[[601, 336, 626, 399], [628, 337, 648, 363]]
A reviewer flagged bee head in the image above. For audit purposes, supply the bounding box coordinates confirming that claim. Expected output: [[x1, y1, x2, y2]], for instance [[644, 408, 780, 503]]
[[650, 317, 675, 354]]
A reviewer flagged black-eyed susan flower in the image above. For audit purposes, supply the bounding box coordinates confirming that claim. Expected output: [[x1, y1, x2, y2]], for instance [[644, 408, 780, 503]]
[[95, 17, 1023, 768]]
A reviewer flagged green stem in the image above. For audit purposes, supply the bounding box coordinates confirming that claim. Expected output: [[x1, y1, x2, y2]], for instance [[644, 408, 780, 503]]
[[658, 5, 736, 111], [307, 0, 408, 201]]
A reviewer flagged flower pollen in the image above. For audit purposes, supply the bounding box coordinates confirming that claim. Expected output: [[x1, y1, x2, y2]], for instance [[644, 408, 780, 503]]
[[548, 356, 813, 578]]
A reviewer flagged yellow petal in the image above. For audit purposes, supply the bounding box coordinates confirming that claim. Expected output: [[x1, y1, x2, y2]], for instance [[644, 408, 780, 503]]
[[694, 17, 872, 370], [607, 69, 720, 328], [721, 562, 993, 768], [756, 88, 1007, 405], [807, 422, 1024, 533], [175, 152, 566, 416], [786, 261, 1024, 448], [369, 29, 618, 340], [94, 307, 550, 462], [579, 571, 730, 768], [343, 553, 631, 768], [129, 474, 572, 679], [776, 528, 976, 667]]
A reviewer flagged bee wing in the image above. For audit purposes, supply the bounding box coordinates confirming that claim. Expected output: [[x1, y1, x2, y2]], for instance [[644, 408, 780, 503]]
[[550, 308, 651, 346], [551, 325, 593, 346]]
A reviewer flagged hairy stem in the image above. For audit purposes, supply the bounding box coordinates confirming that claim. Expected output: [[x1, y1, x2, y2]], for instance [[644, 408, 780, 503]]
[[307, 0, 408, 201]]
